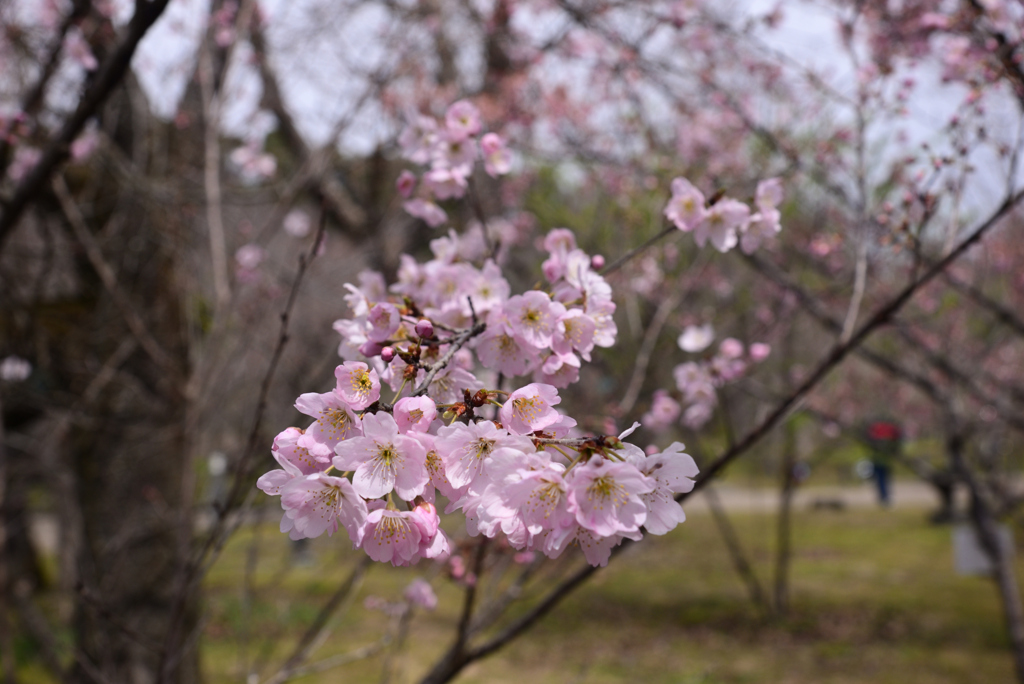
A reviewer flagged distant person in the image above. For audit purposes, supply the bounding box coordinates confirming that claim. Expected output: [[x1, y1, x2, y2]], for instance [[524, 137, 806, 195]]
[[865, 420, 902, 507]]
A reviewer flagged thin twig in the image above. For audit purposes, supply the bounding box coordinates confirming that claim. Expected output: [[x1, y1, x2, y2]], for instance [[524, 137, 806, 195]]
[[261, 557, 371, 684], [52, 176, 179, 380], [0, 0, 174, 252], [159, 205, 330, 682], [417, 185, 1024, 684], [599, 224, 677, 277]]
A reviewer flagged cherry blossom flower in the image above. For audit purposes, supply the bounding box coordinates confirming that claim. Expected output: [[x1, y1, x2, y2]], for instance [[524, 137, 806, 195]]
[[424, 166, 468, 200], [235, 244, 266, 270], [404, 578, 438, 610], [396, 170, 417, 198], [553, 309, 597, 361], [641, 390, 681, 432], [536, 352, 581, 388], [360, 508, 423, 564], [719, 338, 744, 359], [398, 115, 437, 164], [481, 133, 512, 176], [283, 209, 311, 237], [436, 421, 534, 489], [505, 291, 563, 348], [281, 474, 367, 541], [403, 198, 447, 227], [476, 317, 539, 377], [750, 342, 772, 362], [393, 396, 437, 433], [629, 442, 698, 535], [678, 324, 714, 352], [366, 302, 400, 343], [334, 361, 380, 410], [568, 458, 654, 537], [333, 412, 428, 499], [432, 134, 478, 173], [294, 391, 361, 459], [444, 100, 482, 141], [0, 356, 31, 382], [499, 383, 562, 435], [664, 177, 706, 231], [64, 27, 98, 71], [693, 198, 749, 253]]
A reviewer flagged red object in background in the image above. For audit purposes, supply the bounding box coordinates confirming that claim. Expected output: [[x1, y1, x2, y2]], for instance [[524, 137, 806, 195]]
[[867, 421, 901, 441]]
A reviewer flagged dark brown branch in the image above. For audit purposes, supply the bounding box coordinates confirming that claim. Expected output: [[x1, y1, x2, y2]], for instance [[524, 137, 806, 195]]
[[0, 3, 85, 178], [0, 0, 174, 252], [416, 185, 1024, 684], [941, 270, 1024, 339], [52, 176, 180, 382], [158, 205, 330, 682], [600, 224, 677, 277], [262, 557, 371, 684]]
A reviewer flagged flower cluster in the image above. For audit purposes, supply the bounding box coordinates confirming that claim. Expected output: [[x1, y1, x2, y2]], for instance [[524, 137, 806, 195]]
[[259, 224, 700, 567], [398, 100, 512, 228], [644, 327, 771, 431], [664, 177, 783, 254]]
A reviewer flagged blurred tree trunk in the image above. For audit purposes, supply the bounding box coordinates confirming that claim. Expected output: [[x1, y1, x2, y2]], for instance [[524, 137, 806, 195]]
[[54, 75, 198, 684]]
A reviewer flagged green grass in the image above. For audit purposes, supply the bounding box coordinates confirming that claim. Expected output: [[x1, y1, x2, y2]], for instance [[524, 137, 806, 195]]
[[196, 506, 1016, 683]]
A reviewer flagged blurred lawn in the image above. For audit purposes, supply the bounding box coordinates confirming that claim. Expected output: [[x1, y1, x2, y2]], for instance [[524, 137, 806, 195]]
[[200, 505, 1017, 683]]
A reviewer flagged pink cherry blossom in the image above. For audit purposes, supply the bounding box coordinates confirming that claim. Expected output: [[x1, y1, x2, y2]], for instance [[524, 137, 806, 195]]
[[235, 243, 265, 270], [641, 390, 681, 432], [750, 342, 772, 362], [283, 209, 311, 237], [403, 199, 447, 227], [719, 338, 744, 359], [476, 317, 539, 377], [360, 508, 423, 564], [740, 207, 781, 254], [553, 309, 597, 361], [630, 442, 698, 535], [333, 412, 428, 499], [500, 383, 562, 435], [678, 324, 714, 352], [404, 578, 438, 610], [366, 302, 400, 343], [435, 421, 534, 489], [444, 100, 482, 141], [481, 132, 512, 176], [536, 352, 580, 388], [664, 177, 706, 232], [755, 177, 784, 210], [295, 391, 361, 459], [334, 361, 380, 410], [693, 198, 749, 253], [0, 356, 31, 382], [432, 133, 478, 172], [393, 396, 437, 433], [281, 474, 368, 541], [424, 166, 468, 200], [396, 170, 417, 198], [568, 458, 655, 537], [504, 291, 563, 348], [398, 115, 437, 164]]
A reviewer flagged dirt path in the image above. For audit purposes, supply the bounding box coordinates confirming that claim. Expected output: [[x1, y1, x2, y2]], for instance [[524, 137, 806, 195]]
[[684, 479, 945, 515]]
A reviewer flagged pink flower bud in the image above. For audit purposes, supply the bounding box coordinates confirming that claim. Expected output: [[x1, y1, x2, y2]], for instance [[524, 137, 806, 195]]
[[415, 319, 434, 339], [750, 342, 771, 362], [381, 346, 395, 363], [591, 254, 605, 270], [359, 340, 384, 357]]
